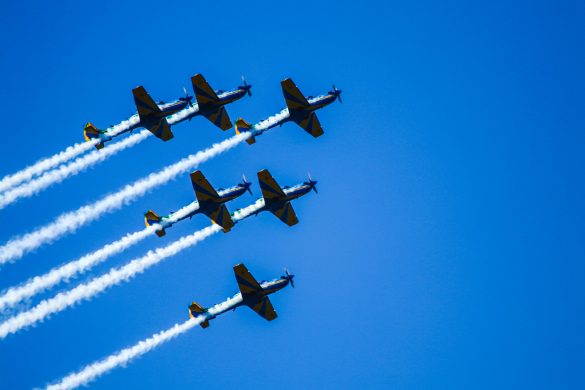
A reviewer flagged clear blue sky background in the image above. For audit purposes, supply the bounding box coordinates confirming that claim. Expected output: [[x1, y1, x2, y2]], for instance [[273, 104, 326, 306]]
[[0, 1, 583, 388]]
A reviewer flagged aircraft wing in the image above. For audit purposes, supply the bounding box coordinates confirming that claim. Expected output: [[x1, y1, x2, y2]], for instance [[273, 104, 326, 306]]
[[257, 169, 286, 204], [233, 263, 263, 295], [191, 74, 219, 106], [270, 201, 299, 226], [190, 171, 220, 203], [201, 204, 234, 232], [132, 86, 162, 120], [281, 78, 309, 112], [148, 118, 174, 141], [201, 106, 232, 131], [293, 112, 324, 138], [250, 296, 278, 321]]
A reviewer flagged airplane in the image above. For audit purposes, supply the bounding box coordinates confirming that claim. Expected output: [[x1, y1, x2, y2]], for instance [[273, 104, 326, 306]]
[[83, 86, 193, 149], [234, 78, 341, 144], [144, 170, 252, 236], [178, 74, 252, 128], [189, 263, 295, 328], [238, 169, 318, 226], [84, 74, 252, 149]]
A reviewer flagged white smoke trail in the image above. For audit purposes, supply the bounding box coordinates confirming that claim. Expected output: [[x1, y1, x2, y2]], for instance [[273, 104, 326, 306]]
[[0, 115, 140, 194], [0, 130, 152, 210], [46, 317, 204, 390], [0, 200, 263, 339], [0, 226, 158, 312], [0, 132, 250, 265], [46, 294, 241, 390], [103, 116, 141, 138], [0, 203, 200, 311], [0, 141, 98, 193]]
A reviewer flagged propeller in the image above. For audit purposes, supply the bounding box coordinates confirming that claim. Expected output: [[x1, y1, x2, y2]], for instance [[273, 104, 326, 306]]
[[283, 268, 295, 288], [179, 86, 194, 106], [328, 84, 342, 104], [241, 174, 253, 195], [305, 172, 318, 194], [239, 76, 252, 97]]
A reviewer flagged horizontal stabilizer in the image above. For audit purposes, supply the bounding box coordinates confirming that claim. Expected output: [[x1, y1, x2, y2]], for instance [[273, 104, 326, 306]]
[[235, 118, 256, 145], [144, 210, 166, 237], [189, 302, 210, 328], [83, 123, 105, 150]]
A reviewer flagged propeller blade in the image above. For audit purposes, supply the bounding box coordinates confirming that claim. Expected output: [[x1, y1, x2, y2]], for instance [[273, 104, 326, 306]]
[[242, 174, 253, 195], [284, 268, 295, 288]]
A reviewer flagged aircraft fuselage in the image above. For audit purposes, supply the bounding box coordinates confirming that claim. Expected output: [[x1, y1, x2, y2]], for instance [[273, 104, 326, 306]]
[[251, 93, 338, 137], [179, 88, 249, 122], [252, 183, 313, 216], [200, 277, 291, 319], [159, 184, 249, 231], [96, 99, 190, 145]]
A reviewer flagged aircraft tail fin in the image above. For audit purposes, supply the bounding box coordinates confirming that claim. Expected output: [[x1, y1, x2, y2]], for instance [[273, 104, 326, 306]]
[[144, 210, 166, 237], [235, 118, 256, 145], [83, 123, 105, 150], [189, 301, 210, 328]]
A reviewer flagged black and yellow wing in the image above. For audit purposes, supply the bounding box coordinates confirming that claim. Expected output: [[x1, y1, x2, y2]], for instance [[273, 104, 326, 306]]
[[257, 169, 285, 204], [271, 201, 299, 227], [202, 204, 234, 232], [234, 263, 263, 295], [202, 106, 232, 131], [132, 86, 162, 120], [281, 78, 309, 112], [293, 112, 324, 138], [147, 118, 174, 141], [250, 296, 278, 321], [190, 171, 220, 203], [132, 86, 174, 141], [191, 74, 219, 106]]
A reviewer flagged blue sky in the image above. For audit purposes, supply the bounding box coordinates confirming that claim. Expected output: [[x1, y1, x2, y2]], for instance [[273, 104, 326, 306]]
[[0, 0, 583, 388]]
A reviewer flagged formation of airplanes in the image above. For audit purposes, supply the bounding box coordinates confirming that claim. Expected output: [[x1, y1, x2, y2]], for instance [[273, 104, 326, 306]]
[[88, 73, 341, 326], [144, 169, 317, 236], [84, 74, 252, 149], [83, 74, 340, 149]]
